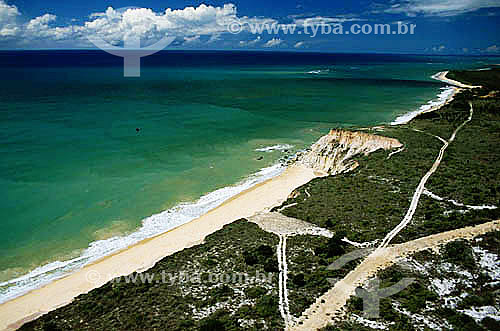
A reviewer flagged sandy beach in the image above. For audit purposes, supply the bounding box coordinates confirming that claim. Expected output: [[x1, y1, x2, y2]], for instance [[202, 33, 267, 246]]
[[432, 71, 482, 89], [390, 71, 462, 125], [421, 86, 460, 115], [0, 70, 470, 331], [0, 164, 319, 330], [414, 71, 467, 119]]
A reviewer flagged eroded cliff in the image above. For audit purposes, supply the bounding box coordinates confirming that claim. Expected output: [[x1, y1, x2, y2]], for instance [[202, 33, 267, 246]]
[[300, 129, 403, 175]]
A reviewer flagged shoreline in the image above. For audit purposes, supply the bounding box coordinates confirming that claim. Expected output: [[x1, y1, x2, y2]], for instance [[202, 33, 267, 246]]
[[0, 164, 319, 331], [0, 70, 463, 330], [391, 71, 462, 125], [0, 162, 285, 305], [431, 71, 482, 89]]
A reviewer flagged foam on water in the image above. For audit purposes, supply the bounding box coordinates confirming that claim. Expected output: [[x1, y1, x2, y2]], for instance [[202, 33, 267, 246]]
[[255, 144, 294, 152], [391, 86, 456, 125], [0, 163, 285, 304], [307, 69, 330, 74]]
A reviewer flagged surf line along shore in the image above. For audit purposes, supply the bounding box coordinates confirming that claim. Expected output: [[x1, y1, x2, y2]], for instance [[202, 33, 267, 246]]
[[0, 164, 320, 331], [0, 70, 462, 330]]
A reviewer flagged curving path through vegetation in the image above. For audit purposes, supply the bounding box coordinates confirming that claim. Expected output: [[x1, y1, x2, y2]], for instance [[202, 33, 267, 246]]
[[291, 220, 500, 330], [423, 189, 497, 211], [378, 102, 474, 249], [248, 212, 334, 329], [291, 97, 500, 330]]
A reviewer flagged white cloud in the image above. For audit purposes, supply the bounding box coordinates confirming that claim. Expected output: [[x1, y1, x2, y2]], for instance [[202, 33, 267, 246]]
[[293, 16, 361, 27], [0, 3, 276, 48], [83, 5, 237, 46], [239, 36, 261, 46], [0, 0, 20, 37], [183, 35, 201, 45], [294, 41, 305, 48], [264, 38, 283, 47], [26, 14, 56, 34], [23, 14, 85, 42], [384, 0, 500, 17]]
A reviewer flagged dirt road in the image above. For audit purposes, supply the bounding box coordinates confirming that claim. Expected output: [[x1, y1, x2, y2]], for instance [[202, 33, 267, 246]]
[[291, 219, 500, 330]]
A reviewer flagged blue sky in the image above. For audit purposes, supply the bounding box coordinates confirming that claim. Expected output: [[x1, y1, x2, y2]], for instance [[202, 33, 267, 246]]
[[0, 0, 499, 53]]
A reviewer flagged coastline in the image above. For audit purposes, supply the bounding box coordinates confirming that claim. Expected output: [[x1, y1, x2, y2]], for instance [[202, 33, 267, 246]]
[[0, 164, 319, 331], [0, 70, 462, 330], [431, 71, 482, 89], [0, 162, 285, 305], [391, 71, 462, 125]]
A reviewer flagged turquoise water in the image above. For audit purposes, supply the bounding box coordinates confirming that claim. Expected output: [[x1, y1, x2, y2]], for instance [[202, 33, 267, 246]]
[[0, 51, 495, 301]]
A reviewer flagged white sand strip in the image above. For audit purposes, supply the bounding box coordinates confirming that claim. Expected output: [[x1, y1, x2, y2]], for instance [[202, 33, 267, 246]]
[[0, 164, 318, 331], [432, 71, 482, 89], [379, 102, 474, 249]]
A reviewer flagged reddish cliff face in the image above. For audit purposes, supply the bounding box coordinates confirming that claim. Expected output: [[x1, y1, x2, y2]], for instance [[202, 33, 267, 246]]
[[300, 129, 403, 175]]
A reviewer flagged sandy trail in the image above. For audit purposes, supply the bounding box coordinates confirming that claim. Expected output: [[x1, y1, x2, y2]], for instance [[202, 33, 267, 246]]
[[378, 102, 474, 249], [386, 147, 405, 160], [276, 233, 293, 326], [292, 220, 500, 330], [0, 71, 484, 331], [249, 213, 333, 329], [412, 128, 447, 144], [423, 189, 497, 211], [282, 235, 292, 325], [277, 235, 286, 323], [293, 98, 490, 330]]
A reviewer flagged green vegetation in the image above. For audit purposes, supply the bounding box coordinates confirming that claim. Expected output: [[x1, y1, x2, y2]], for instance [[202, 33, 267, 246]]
[[21, 221, 349, 330], [21, 69, 500, 330], [447, 68, 500, 90], [323, 232, 500, 331], [442, 239, 476, 270], [21, 220, 284, 330], [286, 234, 358, 317], [277, 69, 500, 245], [276, 127, 437, 243]]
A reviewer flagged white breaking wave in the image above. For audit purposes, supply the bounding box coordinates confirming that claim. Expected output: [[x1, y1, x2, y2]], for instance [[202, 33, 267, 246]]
[[391, 86, 457, 125], [0, 163, 285, 304], [255, 144, 294, 152], [307, 69, 329, 74]]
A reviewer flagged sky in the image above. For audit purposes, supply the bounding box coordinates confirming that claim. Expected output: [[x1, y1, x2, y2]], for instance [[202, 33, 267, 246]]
[[0, 0, 499, 53]]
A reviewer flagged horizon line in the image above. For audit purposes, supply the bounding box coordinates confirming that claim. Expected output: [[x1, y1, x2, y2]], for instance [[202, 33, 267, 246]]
[[0, 49, 499, 57]]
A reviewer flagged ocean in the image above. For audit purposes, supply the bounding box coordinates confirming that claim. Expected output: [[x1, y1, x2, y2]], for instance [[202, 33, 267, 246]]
[[0, 50, 495, 302]]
